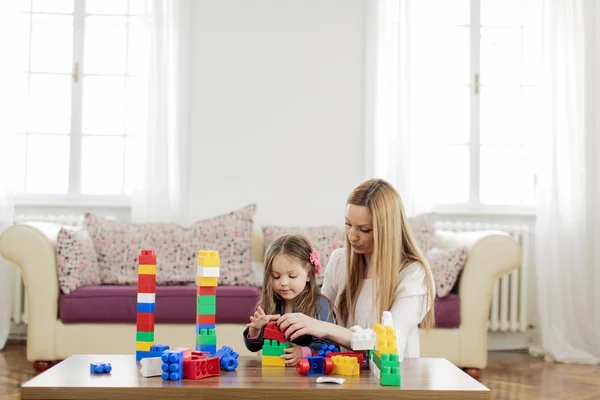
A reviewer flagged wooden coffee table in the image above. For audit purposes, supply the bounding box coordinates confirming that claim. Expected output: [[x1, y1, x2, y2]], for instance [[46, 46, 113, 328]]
[[21, 354, 490, 399]]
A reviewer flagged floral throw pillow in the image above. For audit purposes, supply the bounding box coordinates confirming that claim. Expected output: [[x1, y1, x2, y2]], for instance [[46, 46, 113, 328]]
[[407, 213, 437, 254], [262, 225, 346, 287], [85, 204, 257, 286], [426, 246, 468, 298], [56, 228, 101, 294]]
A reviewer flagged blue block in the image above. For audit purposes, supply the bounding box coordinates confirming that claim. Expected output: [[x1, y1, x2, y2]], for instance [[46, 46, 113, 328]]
[[316, 343, 339, 357], [161, 349, 184, 381], [151, 344, 170, 353], [90, 362, 112, 374], [196, 323, 216, 334], [196, 343, 216, 355], [214, 345, 239, 371], [137, 302, 155, 313], [304, 356, 325, 376], [136, 350, 164, 361]]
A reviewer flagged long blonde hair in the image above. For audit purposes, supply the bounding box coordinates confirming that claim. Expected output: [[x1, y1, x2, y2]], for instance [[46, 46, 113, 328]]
[[259, 234, 336, 322], [337, 178, 435, 329]]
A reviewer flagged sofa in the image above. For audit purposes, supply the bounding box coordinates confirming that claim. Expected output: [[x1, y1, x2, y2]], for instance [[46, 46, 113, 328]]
[[0, 219, 520, 376]]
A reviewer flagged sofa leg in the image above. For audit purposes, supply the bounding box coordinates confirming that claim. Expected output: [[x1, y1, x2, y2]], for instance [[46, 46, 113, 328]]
[[463, 368, 481, 380], [33, 361, 54, 373]]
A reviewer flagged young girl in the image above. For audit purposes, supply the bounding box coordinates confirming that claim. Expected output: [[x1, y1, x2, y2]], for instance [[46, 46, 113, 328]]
[[276, 178, 436, 358], [243, 234, 338, 366]]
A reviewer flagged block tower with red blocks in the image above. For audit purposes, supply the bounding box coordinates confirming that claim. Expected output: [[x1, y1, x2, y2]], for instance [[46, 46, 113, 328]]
[[135, 249, 157, 361], [196, 250, 220, 354]]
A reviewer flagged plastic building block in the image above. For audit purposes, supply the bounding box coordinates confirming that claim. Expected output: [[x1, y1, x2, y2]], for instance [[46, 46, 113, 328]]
[[262, 355, 285, 367], [315, 343, 339, 357], [161, 349, 185, 380], [197, 286, 217, 296], [262, 339, 290, 357], [196, 314, 216, 325], [139, 249, 156, 265], [136, 312, 155, 332], [295, 356, 333, 376], [197, 276, 218, 287], [316, 376, 345, 384], [137, 302, 155, 313], [197, 265, 220, 278], [326, 351, 364, 366], [382, 311, 394, 327], [196, 324, 216, 333], [136, 344, 170, 361], [137, 293, 156, 303], [138, 264, 157, 274], [140, 357, 163, 377], [183, 355, 220, 380], [264, 322, 288, 343], [197, 250, 220, 267], [214, 345, 239, 371], [350, 328, 376, 350], [331, 355, 360, 376], [197, 328, 217, 345], [196, 343, 216, 354], [90, 362, 112, 374], [381, 366, 401, 386], [136, 341, 153, 351], [137, 274, 156, 293], [136, 331, 154, 342], [151, 344, 170, 353]]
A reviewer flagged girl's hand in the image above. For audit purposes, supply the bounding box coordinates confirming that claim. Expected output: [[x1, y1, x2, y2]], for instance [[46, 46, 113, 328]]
[[246, 306, 280, 337], [281, 343, 303, 367], [277, 313, 327, 341]]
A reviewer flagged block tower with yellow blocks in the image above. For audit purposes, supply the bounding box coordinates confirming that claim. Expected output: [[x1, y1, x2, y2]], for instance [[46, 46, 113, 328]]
[[135, 249, 157, 361], [196, 250, 220, 354], [369, 311, 403, 386]]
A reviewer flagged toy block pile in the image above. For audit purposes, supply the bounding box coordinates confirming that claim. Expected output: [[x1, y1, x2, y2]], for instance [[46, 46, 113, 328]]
[[261, 322, 290, 366], [135, 249, 158, 361], [196, 250, 220, 355]]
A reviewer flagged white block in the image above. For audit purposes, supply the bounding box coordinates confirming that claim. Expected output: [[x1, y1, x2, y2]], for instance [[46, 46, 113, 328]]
[[197, 265, 220, 278], [382, 311, 393, 327], [140, 357, 163, 377], [137, 293, 155, 303], [351, 328, 376, 350]]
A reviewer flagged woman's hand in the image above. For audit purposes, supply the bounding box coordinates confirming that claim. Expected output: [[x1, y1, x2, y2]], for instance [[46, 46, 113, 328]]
[[277, 313, 327, 341], [246, 306, 280, 338], [280, 343, 303, 367]]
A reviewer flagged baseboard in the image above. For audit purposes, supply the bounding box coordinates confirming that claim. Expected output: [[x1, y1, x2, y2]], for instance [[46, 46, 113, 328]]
[[487, 330, 536, 351], [8, 322, 27, 341]]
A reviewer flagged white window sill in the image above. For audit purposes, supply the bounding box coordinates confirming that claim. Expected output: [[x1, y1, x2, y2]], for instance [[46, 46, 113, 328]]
[[14, 194, 131, 208]]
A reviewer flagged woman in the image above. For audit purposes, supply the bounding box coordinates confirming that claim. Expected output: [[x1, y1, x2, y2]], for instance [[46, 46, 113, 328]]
[[277, 178, 435, 357]]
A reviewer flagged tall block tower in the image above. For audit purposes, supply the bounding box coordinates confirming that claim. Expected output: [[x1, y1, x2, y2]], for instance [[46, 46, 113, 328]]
[[195, 250, 220, 354], [135, 249, 157, 361]]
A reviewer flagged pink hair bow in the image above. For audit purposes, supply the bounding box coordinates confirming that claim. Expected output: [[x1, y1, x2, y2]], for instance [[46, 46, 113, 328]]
[[310, 250, 322, 275]]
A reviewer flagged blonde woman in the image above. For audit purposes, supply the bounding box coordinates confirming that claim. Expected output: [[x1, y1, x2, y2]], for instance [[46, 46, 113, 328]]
[[277, 178, 436, 358]]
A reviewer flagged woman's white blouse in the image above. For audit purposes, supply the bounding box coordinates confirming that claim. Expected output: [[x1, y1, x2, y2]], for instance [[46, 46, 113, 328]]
[[321, 248, 434, 358]]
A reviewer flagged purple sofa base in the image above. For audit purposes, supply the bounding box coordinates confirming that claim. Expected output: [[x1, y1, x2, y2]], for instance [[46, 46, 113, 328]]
[[59, 285, 461, 329]]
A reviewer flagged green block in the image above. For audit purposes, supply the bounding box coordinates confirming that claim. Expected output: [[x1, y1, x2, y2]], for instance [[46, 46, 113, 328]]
[[197, 295, 216, 308], [377, 353, 401, 370], [136, 331, 154, 342], [262, 339, 290, 357], [196, 332, 216, 345], [197, 302, 216, 315], [381, 366, 401, 386]]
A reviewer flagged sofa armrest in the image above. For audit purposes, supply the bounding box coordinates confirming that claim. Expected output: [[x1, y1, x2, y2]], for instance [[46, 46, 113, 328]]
[[0, 222, 62, 361], [436, 229, 521, 368]]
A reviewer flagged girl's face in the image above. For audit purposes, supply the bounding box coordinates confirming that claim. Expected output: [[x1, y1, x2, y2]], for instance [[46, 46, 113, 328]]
[[345, 204, 374, 255], [270, 254, 310, 303]]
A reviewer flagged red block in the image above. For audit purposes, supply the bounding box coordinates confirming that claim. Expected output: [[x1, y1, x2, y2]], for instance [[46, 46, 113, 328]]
[[183, 355, 220, 380], [196, 314, 215, 325], [326, 351, 364, 366], [137, 274, 156, 293], [136, 312, 155, 332], [197, 286, 217, 296], [264, 322, 288, 343], [138, 249, 156, 265]]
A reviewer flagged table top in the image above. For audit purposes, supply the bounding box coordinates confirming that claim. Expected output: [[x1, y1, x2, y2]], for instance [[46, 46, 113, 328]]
[[21, 355, 490, 400]]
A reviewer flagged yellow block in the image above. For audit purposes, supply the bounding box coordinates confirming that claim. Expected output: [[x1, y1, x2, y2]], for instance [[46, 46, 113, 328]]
[[262, 355, 286, 367], [138, 264, 156, 275], [197, 250, 220, 267], [373, 322, 385, 336], [197, 276, 218, 287], [375, 345, 398, 358], [331, 356, 360, 376], [136, 341, 153, 351]]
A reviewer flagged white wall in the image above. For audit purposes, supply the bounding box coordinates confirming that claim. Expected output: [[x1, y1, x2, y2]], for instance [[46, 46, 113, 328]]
[[187, 0, 366, 227]]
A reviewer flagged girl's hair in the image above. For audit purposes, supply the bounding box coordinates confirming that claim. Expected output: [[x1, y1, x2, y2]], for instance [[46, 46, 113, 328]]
[[337, 178, 435, 330], [258, 234, 336, 322]]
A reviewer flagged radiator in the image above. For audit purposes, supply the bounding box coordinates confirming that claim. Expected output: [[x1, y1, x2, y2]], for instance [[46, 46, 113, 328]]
[[435, 220, 530, 333], [10, 213, 86, 325]]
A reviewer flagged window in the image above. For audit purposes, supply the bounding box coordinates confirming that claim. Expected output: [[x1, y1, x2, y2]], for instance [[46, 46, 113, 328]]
[[409, 0, 541, 210], [14, 0, 146, 201]]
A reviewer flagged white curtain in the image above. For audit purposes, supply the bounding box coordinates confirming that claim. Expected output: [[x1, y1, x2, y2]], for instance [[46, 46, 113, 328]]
[[0, 1, 20, 350], [364, 0, 434, 217], [530, 0, 600, 364], [130, 0, 191, 224]]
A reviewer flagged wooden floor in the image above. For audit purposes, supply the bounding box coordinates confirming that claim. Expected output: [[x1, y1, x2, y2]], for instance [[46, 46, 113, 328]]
[[2, 339, 599, 399]]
